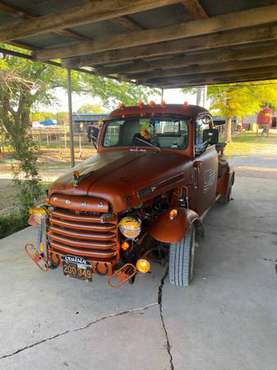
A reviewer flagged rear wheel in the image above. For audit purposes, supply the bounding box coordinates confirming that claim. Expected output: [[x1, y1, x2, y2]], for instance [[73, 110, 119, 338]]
[[169, 226, 196, 287]]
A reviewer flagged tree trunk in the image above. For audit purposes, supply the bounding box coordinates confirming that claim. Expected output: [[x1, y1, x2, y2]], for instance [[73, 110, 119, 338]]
[[225, 117, 232, 143]]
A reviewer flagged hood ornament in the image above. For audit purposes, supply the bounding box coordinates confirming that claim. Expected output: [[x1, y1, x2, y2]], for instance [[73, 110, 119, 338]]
[[73, 170, 80, 187]]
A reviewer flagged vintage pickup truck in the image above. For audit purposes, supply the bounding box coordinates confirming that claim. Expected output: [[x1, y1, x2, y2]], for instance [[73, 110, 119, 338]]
[[26, 103, 234, 287]]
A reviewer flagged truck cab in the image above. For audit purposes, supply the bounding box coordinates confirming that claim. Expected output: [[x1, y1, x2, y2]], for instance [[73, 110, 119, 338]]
[[27, 103, 234, 287]]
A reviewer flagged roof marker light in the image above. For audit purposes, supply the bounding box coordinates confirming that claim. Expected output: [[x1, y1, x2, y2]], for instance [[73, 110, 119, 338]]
[[118, 102, 125, 109], [169, 209, 178, 220], [138, 99, 143, 109]]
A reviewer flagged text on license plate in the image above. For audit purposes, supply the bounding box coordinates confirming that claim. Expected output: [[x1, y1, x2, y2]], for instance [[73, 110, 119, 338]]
[[62, 256, 92, 281]]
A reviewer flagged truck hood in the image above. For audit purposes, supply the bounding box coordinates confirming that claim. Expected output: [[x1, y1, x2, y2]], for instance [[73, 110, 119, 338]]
[[48, 149, 192, 213]]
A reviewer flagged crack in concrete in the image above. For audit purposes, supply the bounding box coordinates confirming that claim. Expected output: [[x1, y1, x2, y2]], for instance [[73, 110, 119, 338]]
[[1, 269, 175, 369], [158, 267, 174, 370], [0, 302, 157, 361]]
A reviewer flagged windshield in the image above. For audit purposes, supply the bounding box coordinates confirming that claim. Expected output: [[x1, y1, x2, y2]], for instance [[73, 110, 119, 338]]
[[103, 117, 189, 149]]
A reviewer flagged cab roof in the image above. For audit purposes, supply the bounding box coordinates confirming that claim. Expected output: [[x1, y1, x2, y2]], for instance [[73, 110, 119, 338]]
[[109, 104, 209, 120]]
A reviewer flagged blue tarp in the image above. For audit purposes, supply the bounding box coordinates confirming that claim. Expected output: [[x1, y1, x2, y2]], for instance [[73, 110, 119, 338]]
[[39, 119, 56, 126]]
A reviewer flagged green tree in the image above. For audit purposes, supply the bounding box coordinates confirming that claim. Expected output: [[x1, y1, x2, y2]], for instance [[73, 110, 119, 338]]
[[77, 103, 104, 114], [208, 85, 259, 142], [0, 51, 83, 214], [30, 111, 56, 122], [56, 111, 69, 125], [208, 82, 277, 142], [183, 81, 277, 142], [79, 74, 160, 108], [0, 47, 158, 215]]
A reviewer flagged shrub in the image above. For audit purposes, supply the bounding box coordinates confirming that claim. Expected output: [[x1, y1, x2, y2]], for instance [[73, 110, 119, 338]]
[[0, 211, 28, 239]]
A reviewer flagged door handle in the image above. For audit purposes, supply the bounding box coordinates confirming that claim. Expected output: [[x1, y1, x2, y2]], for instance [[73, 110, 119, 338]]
[[193, 160, 203, 168], [193, 161, 202, 188]]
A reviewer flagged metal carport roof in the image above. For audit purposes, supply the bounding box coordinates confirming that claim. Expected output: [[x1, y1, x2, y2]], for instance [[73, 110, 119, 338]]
[[0, 0, 277, 88]]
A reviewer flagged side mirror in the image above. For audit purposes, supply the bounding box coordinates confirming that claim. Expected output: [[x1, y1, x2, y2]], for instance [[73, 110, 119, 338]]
[[213, 119, 225, 126], [203, 128, 219, 145], [91, 135, 98, 149]]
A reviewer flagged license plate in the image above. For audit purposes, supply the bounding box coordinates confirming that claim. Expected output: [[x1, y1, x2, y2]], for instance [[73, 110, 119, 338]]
[[62, 255, 93, 281]]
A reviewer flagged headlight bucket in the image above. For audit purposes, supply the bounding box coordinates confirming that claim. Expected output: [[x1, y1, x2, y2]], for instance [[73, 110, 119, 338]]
[[119, 216, 141, 239], [28, 207, 47, 226]]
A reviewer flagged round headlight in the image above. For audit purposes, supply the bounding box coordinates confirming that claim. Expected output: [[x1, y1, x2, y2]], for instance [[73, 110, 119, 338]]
[[28, 207, 47, 226], [119, 216, 141, 239]]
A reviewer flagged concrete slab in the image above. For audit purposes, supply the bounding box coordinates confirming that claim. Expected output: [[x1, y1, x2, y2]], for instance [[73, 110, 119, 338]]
[[0, 229, 163, 357], [0, 157, 277, 370], [163, 176, 277, 370], [1, 306, 169, 370]]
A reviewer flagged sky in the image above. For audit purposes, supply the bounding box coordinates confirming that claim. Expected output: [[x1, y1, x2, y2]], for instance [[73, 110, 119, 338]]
[[45, 88, 201, 113]]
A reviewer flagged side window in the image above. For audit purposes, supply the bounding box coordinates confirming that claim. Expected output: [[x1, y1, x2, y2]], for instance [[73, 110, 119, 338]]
[[153, 119, 189, 149], [103, 121, 123, 146], [195, 115, 212, 155]]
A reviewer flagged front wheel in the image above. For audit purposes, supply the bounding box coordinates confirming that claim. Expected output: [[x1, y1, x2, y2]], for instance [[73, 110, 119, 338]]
[[169, 226, 196, 287]]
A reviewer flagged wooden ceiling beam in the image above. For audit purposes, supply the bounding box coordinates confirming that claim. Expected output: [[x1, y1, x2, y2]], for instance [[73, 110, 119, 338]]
[[56, 29, 92, 42], [35, 4, 277, 61], [0, 1, 90, 42], [0, 0, 180, 42], [140, 66, 277, 86], [152, 75, 277, 88], [181, 0, 208, 19], [96, 43, 277, 75], [131, 55, 277, 81], [111, 16, 144, 31], [63, 23, 277, 68], [0, 1, 25, 17]]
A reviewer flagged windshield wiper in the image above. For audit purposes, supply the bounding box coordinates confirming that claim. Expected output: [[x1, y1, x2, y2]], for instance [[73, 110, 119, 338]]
[[134, 137, 161, 151]]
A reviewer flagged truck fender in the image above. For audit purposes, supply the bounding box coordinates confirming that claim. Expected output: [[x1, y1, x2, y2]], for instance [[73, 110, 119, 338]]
[[217, 166, 235, 199], [223, 169, 235, 200], [149, 208, 200, 244]]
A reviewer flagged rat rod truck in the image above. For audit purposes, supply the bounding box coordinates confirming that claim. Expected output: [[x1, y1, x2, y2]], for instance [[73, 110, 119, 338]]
[[26, 103, 234, 287]]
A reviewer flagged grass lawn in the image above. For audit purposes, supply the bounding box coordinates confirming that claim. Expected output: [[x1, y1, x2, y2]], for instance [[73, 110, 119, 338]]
[[0, 179, 50, 211], [0, 180, 50, 238], [225, 131, 277, 156], [0, 179, 17, 211]]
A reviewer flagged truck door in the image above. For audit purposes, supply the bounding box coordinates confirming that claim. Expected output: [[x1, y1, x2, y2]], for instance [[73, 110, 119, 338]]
[[192, 114, 218, 216]]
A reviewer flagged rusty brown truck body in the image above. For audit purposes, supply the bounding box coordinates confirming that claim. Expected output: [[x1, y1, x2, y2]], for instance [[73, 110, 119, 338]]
[[26, 103, 234, 287]]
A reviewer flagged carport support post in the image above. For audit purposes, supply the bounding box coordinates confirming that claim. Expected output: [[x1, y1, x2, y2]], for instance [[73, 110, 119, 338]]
[[196, 86, 202, 106], [67, 68, 75, 167]]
